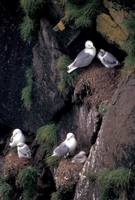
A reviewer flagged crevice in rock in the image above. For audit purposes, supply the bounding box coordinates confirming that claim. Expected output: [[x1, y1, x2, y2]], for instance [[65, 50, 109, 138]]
[[90, 114, 103, 146]]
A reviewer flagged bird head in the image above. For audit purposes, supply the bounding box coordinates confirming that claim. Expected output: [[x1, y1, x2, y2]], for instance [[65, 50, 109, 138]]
[[66, 132, 75, 141], [85, 40, 94, 49], [17, 142, 25, 147], [97, 49, 106, 58], [12, 129, 22, 137]]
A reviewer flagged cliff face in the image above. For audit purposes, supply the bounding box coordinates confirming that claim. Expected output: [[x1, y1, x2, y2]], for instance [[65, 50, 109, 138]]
[[25, 19, 65, 131], [74, 74, 135, 200], [0, 0, 135, 200]]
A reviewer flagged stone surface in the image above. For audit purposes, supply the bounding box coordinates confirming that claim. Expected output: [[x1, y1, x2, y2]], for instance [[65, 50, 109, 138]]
[[74, 74, 135, 200], [31, 19, 65, 130]]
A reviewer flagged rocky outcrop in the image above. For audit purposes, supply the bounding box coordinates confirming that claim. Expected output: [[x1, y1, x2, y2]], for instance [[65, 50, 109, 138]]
[[96, 0, 129, 47], [74, 74, 135, 200], [25, 19, 65, 131]]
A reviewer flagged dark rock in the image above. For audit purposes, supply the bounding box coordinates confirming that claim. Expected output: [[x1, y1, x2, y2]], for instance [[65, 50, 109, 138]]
[[30, 19, 65, 130]]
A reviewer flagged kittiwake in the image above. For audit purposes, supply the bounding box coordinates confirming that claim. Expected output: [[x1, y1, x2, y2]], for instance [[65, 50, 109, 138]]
[[97, 49, 120, 68], [52, 132, 77, 158], [9, 129, 25, 147], [67, 40, 96, 73], [71, 151, 87, 164], [17, 142, 31, 159]]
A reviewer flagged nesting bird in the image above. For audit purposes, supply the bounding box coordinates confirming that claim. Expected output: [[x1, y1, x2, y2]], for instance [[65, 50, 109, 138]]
[[52, 132, 77, 158], [17, 142, 31, 159], [9, 129, 25, 147], [67, 40, 96, 73], [97, 49, 120, 68], [71, 151, 87, 164]]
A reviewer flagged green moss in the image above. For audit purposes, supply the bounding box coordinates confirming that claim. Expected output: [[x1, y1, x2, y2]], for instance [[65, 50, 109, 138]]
[[51, 192, 61, 200], [20, 0, 46, 42], [18, 166, 38, 200], [98, 102, 108, 115], [51, 184, 75, 200], [36, 123, 57, 155], [20, 16, 35, 42], [21, 68, 33, 110], [122, 14, 135, 74], [65, 0, 102, 28], [97, 168, 133, 200], [20, 0, 46, 18], [46, 156, 60, 170], [84, 171, 96, 184], [0, 178, 12, 200], [56, 55, 77, 93]]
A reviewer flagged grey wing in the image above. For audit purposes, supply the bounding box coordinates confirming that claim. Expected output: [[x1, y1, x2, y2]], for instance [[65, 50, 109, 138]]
[[74, 50, 94, 68], [103, 53, 119, 65], [73, 154, 84, 160], [20, 145, 31, 156], [54, 143, 69, 157]]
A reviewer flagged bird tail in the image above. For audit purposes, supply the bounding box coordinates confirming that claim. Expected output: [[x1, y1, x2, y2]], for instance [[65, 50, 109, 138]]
[[67, 66, 78, 73], [51, 152, 57, 157]]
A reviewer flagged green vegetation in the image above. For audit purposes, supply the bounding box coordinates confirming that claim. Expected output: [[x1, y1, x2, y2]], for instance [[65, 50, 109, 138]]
[[97, 168, 133, 200], [98, 102, 108, 115], [83, 168, 135, 200], [51, 184, 75, 200], [21, 68, 33, 110], [0, 178, 12, 200], [20, 0, 46, 19], [64, 0, 102, 28], [36, 123, 57, 155], [20, 0, 46, 42], [46, 156, 60, 170], [84, 171, 96, 184], [56, 55, 77, 93], [20, 16, 34, 42], [51, 192, 61, 200], [18, 166, 38, 200], [122, 14, 135, 74]]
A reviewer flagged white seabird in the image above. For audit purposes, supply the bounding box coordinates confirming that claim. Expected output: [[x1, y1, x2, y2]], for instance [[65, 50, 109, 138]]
[[9, 129, 25, 147], [71, 151, 87, 164], [97, 49, 120, 68], [17, 142, 31, 159], [67, 40, 96, 73], [52, 132, 77, 158]]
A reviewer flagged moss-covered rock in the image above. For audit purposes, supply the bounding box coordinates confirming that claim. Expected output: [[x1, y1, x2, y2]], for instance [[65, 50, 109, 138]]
[[96, 13, 128, 47], [96, 0, 129, 47]]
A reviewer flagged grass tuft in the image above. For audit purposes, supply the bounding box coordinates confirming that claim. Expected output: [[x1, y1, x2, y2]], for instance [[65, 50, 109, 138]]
[[20, 0, 46, 19], [0, 178, 12, 200], [65, 0, 102, 28], [36, 123, 57, 155], [97, 168, 133, 200], [18, 166, 38, 200], [46, 156, 60, 170], [21, 68, 33, 110], [122, 14, 135, 74], [56, 55, 77, 93], [20, 16, 34, 42]]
